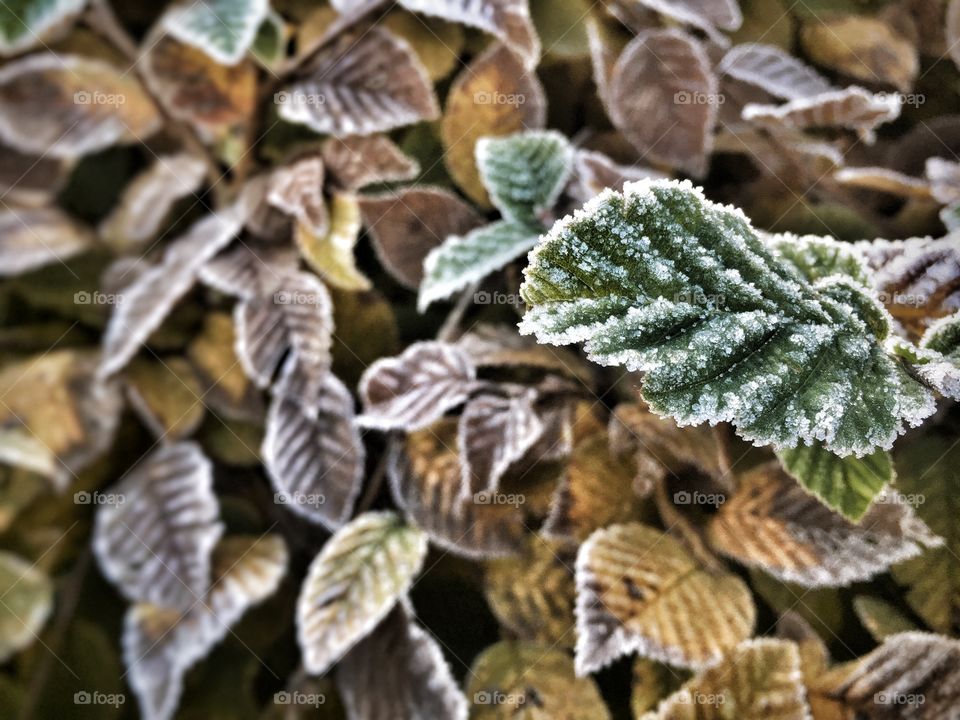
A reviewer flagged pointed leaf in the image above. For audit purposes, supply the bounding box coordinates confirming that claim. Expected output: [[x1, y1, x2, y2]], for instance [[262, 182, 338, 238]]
[[0, 205, 95, 276], [164, 0, 270, 65], [0, 551, 52, 662], [718, 43, 835, 100], [296, 511, 428, 675], [198, 242, 298, 299], [322, 135, 420, 191]]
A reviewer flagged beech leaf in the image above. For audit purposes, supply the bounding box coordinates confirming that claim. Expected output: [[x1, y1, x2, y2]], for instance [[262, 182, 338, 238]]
[[163, 0, 270, 65]]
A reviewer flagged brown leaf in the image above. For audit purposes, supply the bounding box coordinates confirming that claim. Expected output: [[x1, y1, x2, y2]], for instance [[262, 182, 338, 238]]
[[718, 42, 835, 100], [267, 155, 328, 235], [0, 206, 95, 276], [834, 167, 932, 199], [187, 312, 261, 420], [323, 135, 420, 191], [567, 149, 668, 204], [0, 142, 69, 207], [632, 0, 742, 37], [198, 242, 299, 299], [124, 357, 206, 441]]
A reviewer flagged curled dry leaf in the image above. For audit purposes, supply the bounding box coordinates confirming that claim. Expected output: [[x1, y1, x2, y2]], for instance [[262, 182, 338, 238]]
[[163, 0, 270, 65], [262, 371, 364, 529], [335, 604, 469, 720], [0, 54, 161, 158], [707, 462, 941, 587], [267, 155, 328, 235], [322, 135, 420, 191], [608, 29, 717, 177], [124, 535, 287, 720], [388, 422, 527, 559], [0, 205, 95, 276], [93, 442, 224, 612], [358, 341, 477, 432], [718, 43, 835, 101], [296, 511, 428, 676], [359, 186, 483, 289], [295, 193, 371, 291], [278, 26, 439, 137], [575, 522, 755, 674], [0, 551, 53, 663]]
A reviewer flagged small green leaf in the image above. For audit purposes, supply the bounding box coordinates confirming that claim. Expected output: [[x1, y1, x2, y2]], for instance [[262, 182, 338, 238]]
[[164, 0, 270, 65], [0, 0, 86, 54], [519, 179, 936, 456], [0, 551, 52, 662], [777, 443, 892, 520], [853, 596, 918, 641]]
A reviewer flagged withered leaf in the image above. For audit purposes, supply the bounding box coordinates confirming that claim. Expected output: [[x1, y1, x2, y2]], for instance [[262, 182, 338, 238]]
[[262, 371, 364, 530], [323, 135, 420, 191], [186, 311, 260, 420], [633, 0, 742, 38], [296, 511, 427, 675], [707, 463, 941, 588], [608, 29, 717, 177], [834, 167, 932, 199], [576, 522, 755, 673], [358, 341, 477, 432], [279, 26, 439, 137], [718, 43, 835, 100], [93, 442, 224, 612], [124, 357, 206, 441], [267, 155, 328, 235], [0, 205, 95, 276], [198, 241, 298, 299]]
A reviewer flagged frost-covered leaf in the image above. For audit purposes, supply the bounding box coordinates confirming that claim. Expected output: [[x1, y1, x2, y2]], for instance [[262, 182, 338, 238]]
[[458, 388, 543, 500], [767, 232, 870, 286], [389, 422, 526, 559], [519, 179, 937, 457], [263, 371, 364, 530], [99, 153, 207, 251], [267, 155, 328, 235], [707, 462, 940, 587], [718, 43, 835, 100], [163, 0, 270, 65], [99, 207, 244, 378], [323, 135, 420, 191], [776, 443, 893, 521], [234, 269, 334, 398], [641, 639, 809, 720], [296, 511, 427, 675], [477, 130, 574, 223], [295, 193, 371, 291], [93, 442, 224, 612], [441, 43, 546, 207], [0, 0, 86, 54], [853, 596, 918, 642], [125, 357, 206, 441], [0, 205, 94, 276], [278, 26, 439, 137], [484, 535, 576, 647], [124, 535, 287, 720], [335, 604, 468, 720], [576, 522, 755, 673], [607, 29, 717, 177], [925, 156, 960, 204], [198, 242, 298, 299], [634, 0, 742, 36], [359, 186, 482, 289], [419, 220, 542, 310], [0, 54, 161, 158], [914, 311, 960, 399], [397, 0, 539, 68], [358, 341, 476, 431], [0, 551, 52, 662]]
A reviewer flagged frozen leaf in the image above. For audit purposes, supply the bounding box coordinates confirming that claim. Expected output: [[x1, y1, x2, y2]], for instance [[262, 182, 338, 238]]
[[641, 639, 809, 720], [418, 220, 542, 310], [926, 156, 960, 204], [0, 54, 161, 158], [477, 130, 574, 223], [484, 535, 576, 647], [124, 534, 287, 720], [853, 596, 918, 642], [198, 242, 298, 299], [567, 149, 668, 205], [458, 388, 543, 501], [707, 462, 940, 587], [99, 206, 244, 378], [0, 205, 95, 276], [468, 641, 610, 719], [323, 135, 420, 191], [295, 193, 371, 291], [0, 0, 86, 54], [914, 311, 960, 399], [634, 0, 742, 36], [93, 442, 224, 612], [233, 269, 334, 397], [262, 371, 364, 529], [358, 341, 476, 432], [278, 26, 439, 137], [99, 153, 207, 251], [388, 422, 527, 559], [607, 29, 717, 177], [441, 43, 546, 207], [163, 0, 270, 65], [125, 357, 206, 441], [776, 443, 893, 521], [359, 186, 482, 289], [519, 179, 937, 457], [0, 551, 52, 662], [267, 155, 328, 235], [398, 0, 539, 68], [834, 167, 932, 199], [335, 604, 468, 720], [576, 522, 755, 673], [296, 511, 428, 675], [718, 43, 835, 100]]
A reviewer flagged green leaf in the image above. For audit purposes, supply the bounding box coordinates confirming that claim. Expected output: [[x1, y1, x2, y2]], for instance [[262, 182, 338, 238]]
[[765, 231, 870, 285], [912, 310, 960, 400], [776, 443, 893, 521], [476, 130, 574, 224], [418, 220, 542, 311], [296, 511, 428, 676], [852, 596, 918, 641], [0, 551, 52, 662], [0, 0, 86, 54], [519, 179, 936, 456], [164, 0, 270, 65]]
